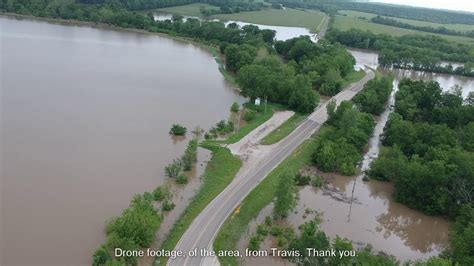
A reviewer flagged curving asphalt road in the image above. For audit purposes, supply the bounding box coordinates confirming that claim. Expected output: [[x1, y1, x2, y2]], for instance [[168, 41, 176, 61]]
[[167, 70, 375, 266]]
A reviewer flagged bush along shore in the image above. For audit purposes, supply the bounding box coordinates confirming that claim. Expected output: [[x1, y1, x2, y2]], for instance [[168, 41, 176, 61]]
[[92, 135, 200, 265]]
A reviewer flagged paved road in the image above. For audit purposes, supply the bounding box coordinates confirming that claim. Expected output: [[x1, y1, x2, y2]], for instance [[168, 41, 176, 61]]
[[167, 70, 375, 266]]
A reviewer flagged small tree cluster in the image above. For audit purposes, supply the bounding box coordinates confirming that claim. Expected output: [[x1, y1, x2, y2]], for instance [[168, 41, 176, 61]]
[[207, 120, 235, 139], [93, 194, 161, 265], [169, 124, 187, 136]]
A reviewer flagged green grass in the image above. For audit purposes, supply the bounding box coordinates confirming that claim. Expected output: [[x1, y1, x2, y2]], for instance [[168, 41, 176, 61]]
[[158, 143, 242, 265], [339, 10, 474, 33], [213, 8, 326, 32], [260, 113, 307, 145], [157, 3, 218, 17], [206, 45, 237, 87], [334, 10, 474, 46], [342, 69, 366, 88], [157, 4, 326, 32], [214, 138, 317, 266], [225, 103, 282, 144]]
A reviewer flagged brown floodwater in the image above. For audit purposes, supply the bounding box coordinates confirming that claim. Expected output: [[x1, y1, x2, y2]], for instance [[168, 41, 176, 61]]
[[1, 15, 244, 266], [348, 48, 474, 97]]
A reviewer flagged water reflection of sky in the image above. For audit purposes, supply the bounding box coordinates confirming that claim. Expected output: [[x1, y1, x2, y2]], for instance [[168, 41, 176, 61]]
[[348, 48, 474, 97]]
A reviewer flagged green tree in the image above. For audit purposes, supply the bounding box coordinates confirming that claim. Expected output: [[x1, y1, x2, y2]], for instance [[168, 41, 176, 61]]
[[105, 194, 161, 248], [288, 75, 320, 113], [288, 218, 330, 265], [450, 205, 474, 265], [273, 171, 297, 219]]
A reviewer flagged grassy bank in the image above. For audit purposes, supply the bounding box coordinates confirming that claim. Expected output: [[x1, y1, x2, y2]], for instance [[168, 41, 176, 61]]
[[206, 45, 238, 87], [342, 69, 366, 88], [214, 138, 318, 266], [334, 10, 474, 46], [157, 5, 326, 32], [225, 103, 282, 144], [158, 143, 242, 265], [260, 113, 307, 145]]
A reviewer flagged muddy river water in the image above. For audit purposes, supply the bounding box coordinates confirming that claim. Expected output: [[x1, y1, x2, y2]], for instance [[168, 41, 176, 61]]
[[1, 15, 244, 265], [2, 13, 473, 266]]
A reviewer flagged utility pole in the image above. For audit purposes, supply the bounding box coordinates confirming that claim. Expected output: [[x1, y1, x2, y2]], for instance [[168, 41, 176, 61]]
[[236, 108, 241, 136], [264, 95, 268, 114], [347, 174, 358, 222]]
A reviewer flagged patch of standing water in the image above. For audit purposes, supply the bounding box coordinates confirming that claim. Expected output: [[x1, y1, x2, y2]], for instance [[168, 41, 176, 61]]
[[152, 12, 318, 42]]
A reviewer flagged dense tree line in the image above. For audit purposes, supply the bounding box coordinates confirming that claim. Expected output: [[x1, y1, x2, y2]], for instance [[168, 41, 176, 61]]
[[328, 29, 474, 77], [233, 36, 357, 113], [367, 79, 474, 264], [200, 1, 264, 16], [371, 16, 474, 39], [312, 76, 393, 176], [312, 100, 375, 175], [268, 0, 339, 15], [274, 36, 355, 96], [368, 80, 473, 212], [353, 76, 393, 115]]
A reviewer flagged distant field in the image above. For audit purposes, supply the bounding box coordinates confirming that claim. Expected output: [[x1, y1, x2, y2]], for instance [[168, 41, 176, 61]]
[[339, 10, 474, 32], [157, 4, 326, 32], [334, 10, 474, 45], [213, 9, 326, 32]]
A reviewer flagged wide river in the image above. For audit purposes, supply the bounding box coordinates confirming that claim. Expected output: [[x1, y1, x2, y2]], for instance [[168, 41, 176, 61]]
[[0, 16, 243, 265]]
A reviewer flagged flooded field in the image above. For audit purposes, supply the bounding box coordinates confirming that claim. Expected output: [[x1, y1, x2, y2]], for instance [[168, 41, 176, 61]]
[[1, 15, 244, 265], [349, 48, 474, 97]]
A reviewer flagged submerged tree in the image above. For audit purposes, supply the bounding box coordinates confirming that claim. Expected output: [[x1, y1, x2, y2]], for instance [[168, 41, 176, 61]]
[[169, 124, 187, 136], [164, 159, 182, 178]]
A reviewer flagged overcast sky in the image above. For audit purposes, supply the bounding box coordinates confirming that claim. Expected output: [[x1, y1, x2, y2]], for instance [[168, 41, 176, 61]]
[[369, 0, 474, 13]]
